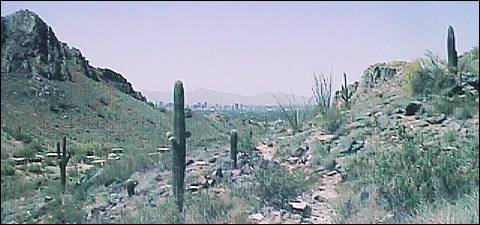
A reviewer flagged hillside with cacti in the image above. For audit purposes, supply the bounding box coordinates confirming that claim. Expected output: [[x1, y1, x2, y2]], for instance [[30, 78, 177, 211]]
[[1, 8, 479, 225]]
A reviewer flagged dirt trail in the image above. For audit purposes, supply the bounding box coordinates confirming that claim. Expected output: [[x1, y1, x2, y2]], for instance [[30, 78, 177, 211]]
[[251, 128, 343, 224]]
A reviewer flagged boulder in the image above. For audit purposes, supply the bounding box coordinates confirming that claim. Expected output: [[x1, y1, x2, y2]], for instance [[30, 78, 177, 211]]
[[426, 113, 446, 124], [405, 101, 422, 116]]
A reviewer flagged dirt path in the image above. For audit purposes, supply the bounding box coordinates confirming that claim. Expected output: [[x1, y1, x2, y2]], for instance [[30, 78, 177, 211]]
[[251, 128, 343, 224]]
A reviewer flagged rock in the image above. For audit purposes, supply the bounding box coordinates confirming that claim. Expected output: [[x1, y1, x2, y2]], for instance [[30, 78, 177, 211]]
[[326, 170, 338, 176], [248, 213, 264, 221], [11, 157, 27, 165], [393, 108, 405, 114], [192, 160, 207, 167], [374, 111, 383, 117], [187, 185, 201, 192], [109, 193, 122, 205], [186, 159, 195, 166], [313, 195, 327, 202], [208, 157, 217, 164], [317, 134, 335, 143], [446, 121, 461, 132], [288, 157, 299, 164], [44, 196, 53, 202], [289, 201, 308, 210], [339, 137, 355, 153], [441, 146, 458, 152], [154, 174, 162, 182], [426, 114, 446, 124], [405, 101, 422, 116]]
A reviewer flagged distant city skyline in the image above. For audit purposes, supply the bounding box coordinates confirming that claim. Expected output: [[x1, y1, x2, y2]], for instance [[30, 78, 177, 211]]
[[1, 1, 478, 97]]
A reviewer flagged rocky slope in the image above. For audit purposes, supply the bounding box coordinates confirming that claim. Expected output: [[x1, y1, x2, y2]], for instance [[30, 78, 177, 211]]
[[1, 9, 146, 102]]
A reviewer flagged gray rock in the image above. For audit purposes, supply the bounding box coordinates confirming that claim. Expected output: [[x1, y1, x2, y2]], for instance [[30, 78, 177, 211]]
[[405, 101, 422, 116], [339, 137, 354, 153], [426, 114, 446, 124]]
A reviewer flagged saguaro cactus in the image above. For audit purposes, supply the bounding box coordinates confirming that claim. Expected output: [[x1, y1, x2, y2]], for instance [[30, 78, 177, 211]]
[[57, 136, 71, 190], [447, 26, 458, 71], [341, 72, 353, 108], [230, 129, 238, 168], [170, 80, 187, 214]]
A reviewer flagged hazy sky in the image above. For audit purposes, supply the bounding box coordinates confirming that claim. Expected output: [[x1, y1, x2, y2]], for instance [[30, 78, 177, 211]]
[[1, 1, 479, 97]]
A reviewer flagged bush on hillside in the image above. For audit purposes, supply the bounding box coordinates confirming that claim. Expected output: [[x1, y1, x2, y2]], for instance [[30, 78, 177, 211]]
[[404, 52, 457, 96], [253, 161, 313, 208]]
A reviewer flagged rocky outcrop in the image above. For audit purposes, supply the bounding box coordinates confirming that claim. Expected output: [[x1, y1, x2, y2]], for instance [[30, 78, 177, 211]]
[[1, 9, 146, 102], [361, 61, 406, 88]]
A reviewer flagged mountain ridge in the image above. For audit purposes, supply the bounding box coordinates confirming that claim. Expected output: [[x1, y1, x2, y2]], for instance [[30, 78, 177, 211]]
[[142, 88, 310, 106]]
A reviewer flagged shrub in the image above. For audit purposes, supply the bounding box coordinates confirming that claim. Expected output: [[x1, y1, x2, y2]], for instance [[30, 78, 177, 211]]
[[13, 141, 44, 159], [403, 52, 456, 96], [253, 161, 313, 208], [405, 189, 479, 224], [344, 127, 479, 214], [28, 164, 43, 174], [429, 92, 478, 119], [186, 191, 248, 224], [1, 162, 16, 176], [1, 177, 38, 201], [10, 127, 32, 143], [238, 131, 253, 150], [117, 197, 178, 224], [317, 107, 345, 134], [310, 143, 337, 170]]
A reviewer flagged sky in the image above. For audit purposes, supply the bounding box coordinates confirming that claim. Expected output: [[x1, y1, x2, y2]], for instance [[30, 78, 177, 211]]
[[1, 1, 479, 97]]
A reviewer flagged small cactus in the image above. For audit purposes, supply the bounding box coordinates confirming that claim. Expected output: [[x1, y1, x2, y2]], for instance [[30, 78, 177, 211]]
[[230, 129, 238, 168], [171, 80, 187, 214], [447, 25, 458, 71], [57, 136, 71, 191], [341, 72, 353, 108]]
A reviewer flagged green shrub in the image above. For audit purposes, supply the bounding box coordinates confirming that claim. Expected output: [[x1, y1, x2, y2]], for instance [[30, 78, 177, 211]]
[[9, 127, 32, 143], [1, 177, 39, 201], [317, 107, 345, 134], [46, 195, 86, 224], [310, 143, 337, 170], [405, 189, 479, 224], [345, 127, 479, 214], [238, 131, 253, 150], [403, 52, 456, 96], [117, 197, 178, 224], [186, 191, 248, 224], [1, 162, 16, 176], [28, 164, 43, 174], [430, 93, 478, 118], [253, 161, 313, 208]]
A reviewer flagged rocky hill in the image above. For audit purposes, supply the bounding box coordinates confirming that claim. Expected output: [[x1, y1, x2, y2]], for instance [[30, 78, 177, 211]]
[[1, 9, 146, 102]]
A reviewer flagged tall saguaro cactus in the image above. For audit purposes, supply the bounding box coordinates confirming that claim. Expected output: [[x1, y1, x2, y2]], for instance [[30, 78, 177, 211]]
[[230, 129, 238, 168], [341, 72, 353, 108], [447, 26, 458, 71], [170, 80, 187, 214], [57, 136, 71, 191]]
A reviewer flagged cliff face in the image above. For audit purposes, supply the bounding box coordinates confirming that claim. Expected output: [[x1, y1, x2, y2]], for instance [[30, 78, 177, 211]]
[[1, 9, 146, 102]]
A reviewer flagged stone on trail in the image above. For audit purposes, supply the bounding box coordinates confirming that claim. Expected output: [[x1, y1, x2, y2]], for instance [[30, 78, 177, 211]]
[[249, 213, 264, 221]]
